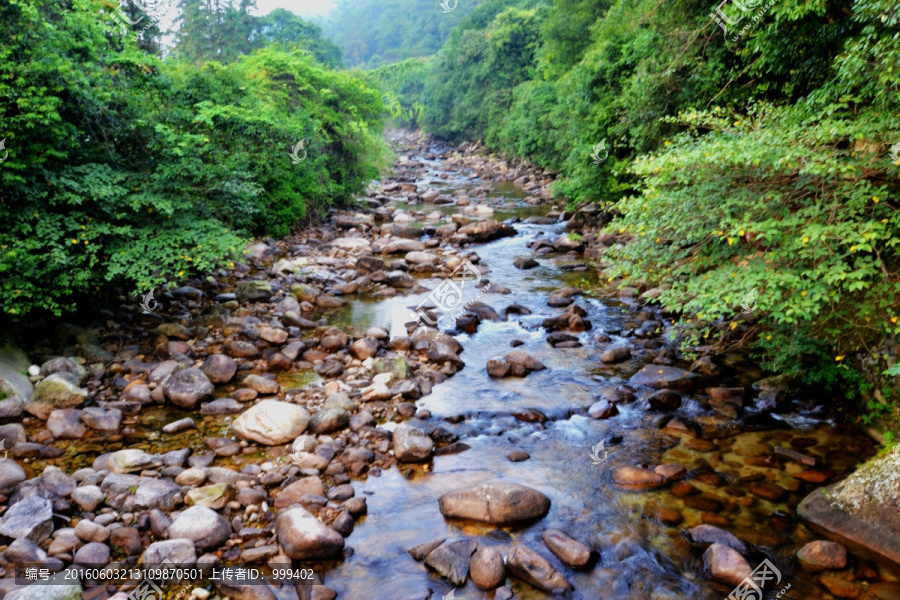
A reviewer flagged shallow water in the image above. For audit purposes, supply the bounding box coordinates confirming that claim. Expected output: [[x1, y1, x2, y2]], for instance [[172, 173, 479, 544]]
[[300, 145, 884, 599]]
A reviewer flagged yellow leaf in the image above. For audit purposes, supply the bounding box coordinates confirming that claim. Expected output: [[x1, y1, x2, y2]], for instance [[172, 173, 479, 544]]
[[730, 322, 737, 329], [727, 237, 735, 245], [802, 237, 809, 243], [835, 355, 843, 361]]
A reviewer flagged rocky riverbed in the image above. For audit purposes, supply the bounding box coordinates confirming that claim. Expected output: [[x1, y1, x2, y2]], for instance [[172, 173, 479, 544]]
[[0, 130, 896, 600]]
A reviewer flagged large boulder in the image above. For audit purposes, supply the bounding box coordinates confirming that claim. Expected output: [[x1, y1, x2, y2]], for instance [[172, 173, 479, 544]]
[[797, 452, 900, 567], [25, 372, 87, 419], [438, 483, 550, 524], [162, 368, 214, 409], [275, 506, 344, 560], [232, 400, 310, 445]]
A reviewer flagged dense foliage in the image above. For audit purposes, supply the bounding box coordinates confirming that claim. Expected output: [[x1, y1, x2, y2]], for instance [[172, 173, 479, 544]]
[[0, 0, 387, 318], [405, 0, 899, 386], [361, 58, 434, 129], [322, 0, 488, 68]]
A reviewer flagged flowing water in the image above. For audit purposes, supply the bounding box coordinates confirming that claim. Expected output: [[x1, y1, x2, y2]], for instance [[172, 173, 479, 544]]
[[299, 144, 884, 599]]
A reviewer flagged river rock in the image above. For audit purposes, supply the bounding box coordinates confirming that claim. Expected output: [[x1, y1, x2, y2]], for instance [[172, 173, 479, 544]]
[[309, 407, 350, 434], [425, 538, 477, 586], [507, 546, 571, 594], [0, 496, 53, 543], [5, 571, 83, 600], [134, 478, 182, 510], [514, 257, 539, 269], [201, 354, 237, 383], [393, 424, 434, 462], [275, 506, 344, 560], [611, 466, 667, 490], [797, 541, 847, 572], [40, 357, 87, 384], [349, 338, 380, 360], [25, 372, 88, 419], [630, 365, 701, 391], [438, 483, 550, 523], [162, 368, 214, 408], [81, 406, 122, 431], [168, 506, 231, 551], [588, 400, 618, 419], [71, 486, 106, 512], [47, 409, 87, 439], [232, 400, 310, 445], [798, 452, 900, 567], [0, 460, 26, 495], [600, 346, 631, 363], [235, 280, 272, 303], [73, 541, 110, 566], [469, 545, 506, 589], [688, 525, 748, 553], [107, 449, 159, 474], [541, 529, 591, 567], [646, 389, 682, 410], [141, 539, 197, 566], [186, 482, 234, 509], [457, 219, 516, 242], [703, 543, 751, 586]]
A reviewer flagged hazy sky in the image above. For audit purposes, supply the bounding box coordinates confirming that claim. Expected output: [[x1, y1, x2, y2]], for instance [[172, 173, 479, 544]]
[[253, 0, 336, 19]]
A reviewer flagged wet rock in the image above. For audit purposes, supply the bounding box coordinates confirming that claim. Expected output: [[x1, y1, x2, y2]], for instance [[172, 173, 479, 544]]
[[486, 358, 510, 378], [611, 466, 667, 490], [393, 425, 434, 462], [797, 541, 847, 572], [107, 449, 159, 474], [688, 525, 748, 553], [703, 543, 751, 586], [26, 372, 88, 419], [439, 482, 550, 523], [654, 464, 686, 480], [630, 365, 702, 391], [141, 539, 197, 566], [275, 505, 344, 560], [410, 538, 446, 561], [162, 417, 196, 434], [47, 409, 87, 439], [0, 496, 53, 543], [507, 451, 530, 462], [507, 546, 571, 594], [514, 258, 539, 269], [749, 481, 788, 502], [819, 573, 861, 598], [425, 538, 477, 586], [81, 406, 122, 431], [541, 529, 591, 567], [646, 389, 682, 411], [457, 219, 516, 242], [201, 354, 237, 383], [200, 398, 244, 415], [235, 280, 272, 303], [232, 400, 310, 445], [600, 347, 631, 363], [168, 506, 231, 551], [588, 400, 618, 419], [163, 368, 214, 409], [469, 545, 506, 589], [709, 387, 744, 418]]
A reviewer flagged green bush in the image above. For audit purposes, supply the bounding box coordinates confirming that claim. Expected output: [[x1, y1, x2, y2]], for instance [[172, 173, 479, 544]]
[[0, 0, 387, 318]]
